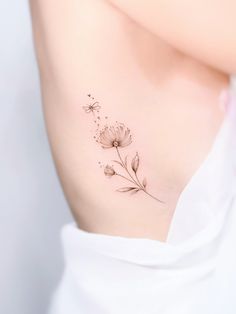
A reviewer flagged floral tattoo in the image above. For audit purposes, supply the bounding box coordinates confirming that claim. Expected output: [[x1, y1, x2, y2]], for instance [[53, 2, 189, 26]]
[[82, 94, 165, 203]]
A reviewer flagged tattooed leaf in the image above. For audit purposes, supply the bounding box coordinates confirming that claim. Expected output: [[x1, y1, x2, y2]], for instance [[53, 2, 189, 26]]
[[131, 152, 139, 173], [112, 160, 124, 168], [130, 188, 140, 195], [116, 187, 138, 192], [142, 178, 147, 188]]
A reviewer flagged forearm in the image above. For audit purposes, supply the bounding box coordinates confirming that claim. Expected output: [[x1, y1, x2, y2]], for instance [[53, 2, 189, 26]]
[[107, 0, 236, 74]]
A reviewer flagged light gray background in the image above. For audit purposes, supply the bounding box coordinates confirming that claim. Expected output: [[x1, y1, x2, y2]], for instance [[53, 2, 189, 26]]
[[0, 1, 72, 314], [0, 1, 236, 314]]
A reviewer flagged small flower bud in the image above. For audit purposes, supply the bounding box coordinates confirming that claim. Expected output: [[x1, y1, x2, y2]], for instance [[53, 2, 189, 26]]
[[104, 165, 116, 177], [131, 152, 139, 173]]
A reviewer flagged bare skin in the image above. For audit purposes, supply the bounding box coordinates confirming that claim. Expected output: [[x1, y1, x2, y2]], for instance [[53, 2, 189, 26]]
[[30, 0, 230, 242]]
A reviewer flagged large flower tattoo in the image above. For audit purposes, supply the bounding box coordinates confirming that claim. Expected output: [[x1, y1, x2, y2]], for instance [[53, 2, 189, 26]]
[[98, 123, 132, 149], [82, 95, 164, 204]]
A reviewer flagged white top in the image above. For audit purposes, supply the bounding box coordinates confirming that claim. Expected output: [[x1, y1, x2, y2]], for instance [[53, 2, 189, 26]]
[[49, 87, 236, 314]]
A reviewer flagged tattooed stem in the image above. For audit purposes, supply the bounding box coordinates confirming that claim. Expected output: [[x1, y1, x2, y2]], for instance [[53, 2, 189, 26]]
[[142, 190, 165, 203], [115, 147, 142, 188], [134, 172, 143, 189], [116, 147, 164, 203], [115, 173, 137, 186], [116, 173, 164, 203]]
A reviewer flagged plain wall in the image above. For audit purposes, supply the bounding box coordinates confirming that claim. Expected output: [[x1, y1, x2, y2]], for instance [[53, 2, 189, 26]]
[[0, 1, 72, 314]]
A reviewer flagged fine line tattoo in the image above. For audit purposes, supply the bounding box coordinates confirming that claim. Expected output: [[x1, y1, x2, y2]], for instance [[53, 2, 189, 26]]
[[82, 94, 165, 204]]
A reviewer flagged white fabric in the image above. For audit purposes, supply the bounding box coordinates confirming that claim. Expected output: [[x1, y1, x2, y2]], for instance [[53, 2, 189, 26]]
[[49, 86, 236, 314]]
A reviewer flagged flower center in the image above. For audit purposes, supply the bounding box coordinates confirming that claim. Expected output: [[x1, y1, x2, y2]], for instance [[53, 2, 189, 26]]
[[113, 141, 119, 147]]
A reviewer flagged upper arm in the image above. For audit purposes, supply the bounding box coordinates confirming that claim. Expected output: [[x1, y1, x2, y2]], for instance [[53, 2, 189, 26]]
[[107, 0, 236, 74]]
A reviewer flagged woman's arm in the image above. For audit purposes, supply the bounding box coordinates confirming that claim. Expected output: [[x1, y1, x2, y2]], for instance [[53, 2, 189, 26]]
[[107, 0, 236, 74]]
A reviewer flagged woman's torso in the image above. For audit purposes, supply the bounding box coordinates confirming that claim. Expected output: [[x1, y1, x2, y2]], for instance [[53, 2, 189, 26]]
[[40, 0, 229, 241]]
